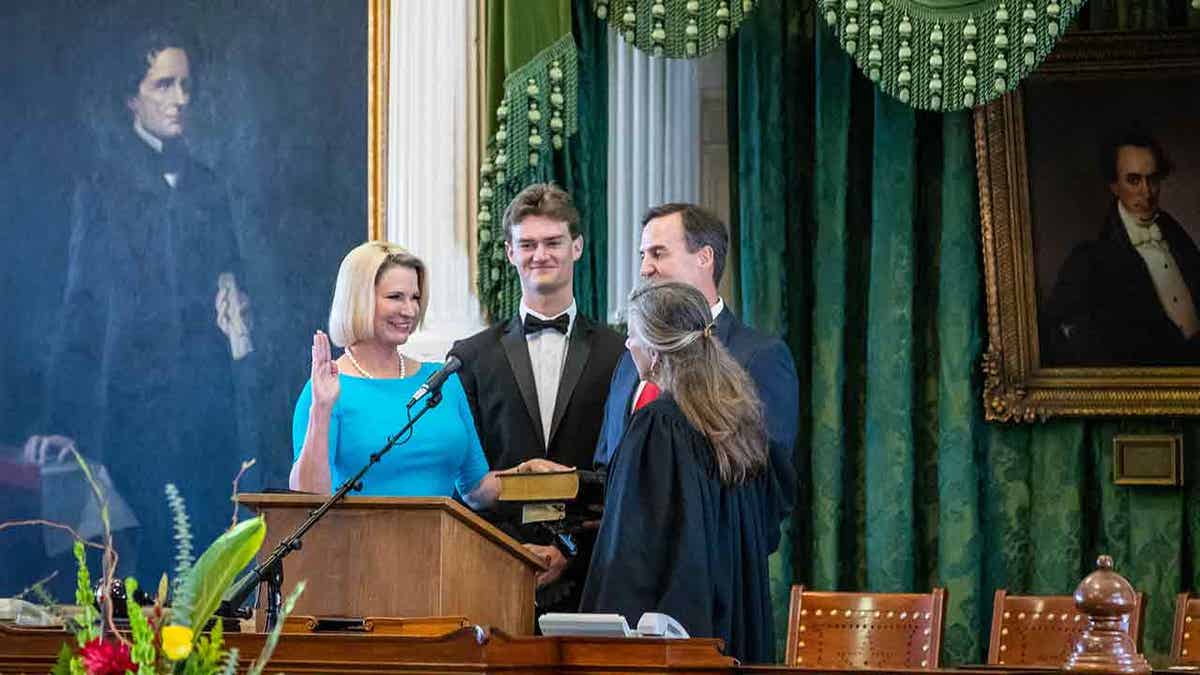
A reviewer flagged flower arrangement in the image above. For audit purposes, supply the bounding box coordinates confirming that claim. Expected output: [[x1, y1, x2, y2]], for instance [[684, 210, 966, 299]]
[[4, 451, 304, 675]]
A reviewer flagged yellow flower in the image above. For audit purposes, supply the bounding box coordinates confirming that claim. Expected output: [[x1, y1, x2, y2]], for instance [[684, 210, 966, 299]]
[[161, 624, 194, 661]]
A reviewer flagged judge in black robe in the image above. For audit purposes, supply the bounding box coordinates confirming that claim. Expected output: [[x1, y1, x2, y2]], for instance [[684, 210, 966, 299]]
[[580, 395, 774, 662]]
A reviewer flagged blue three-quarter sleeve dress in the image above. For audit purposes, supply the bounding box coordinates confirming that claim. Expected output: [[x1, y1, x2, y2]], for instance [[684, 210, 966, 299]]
[[291, 363, 488, 497]]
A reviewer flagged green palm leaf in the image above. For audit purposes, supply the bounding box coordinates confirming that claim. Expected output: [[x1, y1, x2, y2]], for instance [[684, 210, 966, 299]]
[[172, 516, 265, 631]]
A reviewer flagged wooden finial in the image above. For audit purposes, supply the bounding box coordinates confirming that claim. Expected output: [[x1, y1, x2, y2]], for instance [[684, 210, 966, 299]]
[[1063, 555, 1150, 674]]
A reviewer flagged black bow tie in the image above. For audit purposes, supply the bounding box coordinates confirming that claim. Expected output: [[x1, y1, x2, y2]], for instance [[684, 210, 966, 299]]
[[524, 313, 570, 335]]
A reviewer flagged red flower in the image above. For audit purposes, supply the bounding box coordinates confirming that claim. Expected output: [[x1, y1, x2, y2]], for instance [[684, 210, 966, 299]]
[[79, 638, 137, 675]]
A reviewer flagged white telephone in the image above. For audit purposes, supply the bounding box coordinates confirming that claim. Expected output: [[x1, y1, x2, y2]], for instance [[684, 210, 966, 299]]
[[635, 612, 689, 638], [538, 612, 689, 639]]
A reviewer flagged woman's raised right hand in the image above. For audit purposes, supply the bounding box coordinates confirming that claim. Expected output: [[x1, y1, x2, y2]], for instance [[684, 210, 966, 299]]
[[311, 330, 341, 410]]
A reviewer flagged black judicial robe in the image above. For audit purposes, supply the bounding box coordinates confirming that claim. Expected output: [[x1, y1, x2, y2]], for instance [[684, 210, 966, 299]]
[[579, 394, 774, 664]]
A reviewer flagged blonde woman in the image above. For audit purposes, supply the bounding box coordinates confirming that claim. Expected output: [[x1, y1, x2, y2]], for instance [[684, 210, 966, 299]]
[[579, 281, 773, 663], [289, 241, 500, 509]]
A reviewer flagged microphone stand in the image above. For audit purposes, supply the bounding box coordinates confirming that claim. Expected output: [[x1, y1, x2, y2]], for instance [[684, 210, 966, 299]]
[[218, 389, 444, 631]]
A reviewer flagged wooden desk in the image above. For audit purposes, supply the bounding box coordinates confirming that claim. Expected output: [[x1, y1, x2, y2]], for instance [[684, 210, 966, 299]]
[[739, 662, 1180, 667], [3, 625, 1186, 674], [0, 623, 733, 674], [734, 662, 1056, 667]]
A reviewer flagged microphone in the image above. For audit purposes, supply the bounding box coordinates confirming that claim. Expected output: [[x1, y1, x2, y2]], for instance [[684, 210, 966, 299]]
[[406, 355, 462, 408]]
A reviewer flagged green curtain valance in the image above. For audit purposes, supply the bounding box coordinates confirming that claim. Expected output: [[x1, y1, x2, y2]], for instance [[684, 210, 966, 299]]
[[594, 0, 758, 58], [477, 33, 580, 319], [819, 0, 1085, 111], [591, 0, 1090, 113]]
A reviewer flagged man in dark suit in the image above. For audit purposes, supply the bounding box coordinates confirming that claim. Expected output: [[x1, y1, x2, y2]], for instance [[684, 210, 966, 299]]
[[1044, 129, 1200, 366], [452, 183, 624, 611], [594, 203, 799, 552]]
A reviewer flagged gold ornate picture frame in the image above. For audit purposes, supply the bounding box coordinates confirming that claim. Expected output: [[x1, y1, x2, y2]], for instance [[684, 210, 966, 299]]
[[976, 31, 1200, 421], [368, 0, 390, 239]]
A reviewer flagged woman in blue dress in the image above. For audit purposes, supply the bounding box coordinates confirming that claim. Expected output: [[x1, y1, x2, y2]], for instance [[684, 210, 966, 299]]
[[289, 241, 499, 507]]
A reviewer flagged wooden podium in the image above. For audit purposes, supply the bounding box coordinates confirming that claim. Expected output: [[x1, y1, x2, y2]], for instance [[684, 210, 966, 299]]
[[235, 494, 546, 636]]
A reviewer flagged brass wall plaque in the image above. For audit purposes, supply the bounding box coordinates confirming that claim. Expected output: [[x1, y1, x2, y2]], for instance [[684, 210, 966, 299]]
[[1112, 435, 1183, 486]]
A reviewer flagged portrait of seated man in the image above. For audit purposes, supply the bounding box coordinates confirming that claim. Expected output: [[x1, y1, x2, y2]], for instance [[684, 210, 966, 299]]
[[1043, 128, 1200, 366]]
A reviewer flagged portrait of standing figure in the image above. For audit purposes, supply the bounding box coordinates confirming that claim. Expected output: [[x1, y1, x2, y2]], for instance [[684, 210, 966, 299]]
[[0, 1, 368, 597], [43, 26, 253, 580]]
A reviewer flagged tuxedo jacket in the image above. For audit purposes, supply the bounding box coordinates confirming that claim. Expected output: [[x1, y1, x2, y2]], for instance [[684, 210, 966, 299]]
[[593, 306, 799, 552], [1044, 205, 1200, 366], [452, 311, 624, 611], [452, 312, 626, 470]]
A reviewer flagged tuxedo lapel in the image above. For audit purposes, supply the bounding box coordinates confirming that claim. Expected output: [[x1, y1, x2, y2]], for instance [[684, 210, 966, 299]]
[[547, 315, 593, 446], [500, 316, 545, 444]]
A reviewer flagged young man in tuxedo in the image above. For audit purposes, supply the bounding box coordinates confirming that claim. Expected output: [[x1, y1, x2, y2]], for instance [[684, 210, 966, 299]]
[[593, 203, 799, 552], [451, 183, 624, 611], [1045, 129, 1200, 366]]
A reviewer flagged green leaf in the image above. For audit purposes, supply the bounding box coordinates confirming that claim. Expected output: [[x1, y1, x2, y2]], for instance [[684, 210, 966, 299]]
[[165, 484, 195, 597], [245, 580, 304, 675], [71, 542, 99, 645], [218, 647, 240, 675], [51, 643, 74, 675], [173, 516, 265, 632], [123, 578, 157, 672]]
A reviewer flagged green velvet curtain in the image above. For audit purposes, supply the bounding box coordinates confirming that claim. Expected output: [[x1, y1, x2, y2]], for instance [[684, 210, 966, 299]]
[[486, 2, 573, 124], [730, 0, 813, 655], [567, 0, 609, 318], [481, 0, 607, 320], [733, 0, 1200, 664]]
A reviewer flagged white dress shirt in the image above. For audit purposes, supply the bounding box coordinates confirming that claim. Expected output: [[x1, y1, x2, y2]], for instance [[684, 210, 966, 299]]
[[520, 300, 577, 447], [1119, 202, 1200, 338]]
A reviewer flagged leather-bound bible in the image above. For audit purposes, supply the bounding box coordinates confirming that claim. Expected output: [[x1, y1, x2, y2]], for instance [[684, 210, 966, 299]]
[[497, 470, 580, 502]]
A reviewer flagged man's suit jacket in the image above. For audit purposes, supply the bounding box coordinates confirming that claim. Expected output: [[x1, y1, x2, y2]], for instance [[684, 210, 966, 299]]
[[452, 312, 626, 470], [1044, 205, 1200, 366], [593, 305, 799, 551]]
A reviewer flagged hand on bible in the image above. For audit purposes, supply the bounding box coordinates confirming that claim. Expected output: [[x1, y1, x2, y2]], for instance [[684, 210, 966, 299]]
[[310, 330, 340, 409], [506, 458, 574, 474], [524, 543, 568, 587]]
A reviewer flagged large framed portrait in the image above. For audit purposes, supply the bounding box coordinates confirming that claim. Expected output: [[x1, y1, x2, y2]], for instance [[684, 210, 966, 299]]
[[0, 0, 388, 593], [977, 31, 1200, 421]]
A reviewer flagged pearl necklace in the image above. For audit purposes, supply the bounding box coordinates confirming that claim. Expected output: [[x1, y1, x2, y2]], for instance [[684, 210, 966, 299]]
[[345, 345, 407, 379]]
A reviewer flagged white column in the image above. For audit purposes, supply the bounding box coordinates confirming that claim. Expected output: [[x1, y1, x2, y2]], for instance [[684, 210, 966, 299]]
[[606, 32, 701, 324], [388, 0, 486, 361]]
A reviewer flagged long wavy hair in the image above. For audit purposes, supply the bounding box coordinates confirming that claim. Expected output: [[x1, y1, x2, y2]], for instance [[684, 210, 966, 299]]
[[627, 282, 767, 484]]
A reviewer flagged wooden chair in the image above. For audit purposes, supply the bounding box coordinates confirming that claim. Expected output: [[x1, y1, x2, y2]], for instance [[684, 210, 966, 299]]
[[783, 585, 947, 669], [1171, 592, 1200, 666], [987, 589, 1146, 666]]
